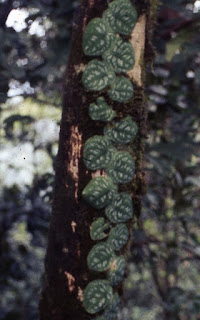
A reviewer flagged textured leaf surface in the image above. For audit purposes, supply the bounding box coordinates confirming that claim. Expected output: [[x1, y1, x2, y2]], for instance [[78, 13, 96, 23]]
[[87, 242, 116, 271], [103, 37, 135, 73], [108, 77, 133, 102], [83, 18, 115, 56], [82, 60, 115, 91], [107, 224, 129, 250], [83, 280, 113, 314], [103, 293, 121, 319], [105, 151, 135, 184], [103, 0, 137, 35], [83, 135, 116, 170], [107, 256, 126, 286], [89, 97, 116, 122], [105, 192, 133, 223], [90, 217, 111, 241], [82, 177, 118, 209], [104, 116, 138, 144]]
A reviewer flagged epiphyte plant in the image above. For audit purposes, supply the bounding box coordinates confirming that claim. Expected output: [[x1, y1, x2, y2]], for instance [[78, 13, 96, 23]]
[[82, 0, 138, 317]]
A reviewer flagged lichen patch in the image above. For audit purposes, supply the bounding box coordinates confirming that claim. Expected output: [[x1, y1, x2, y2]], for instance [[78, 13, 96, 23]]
[[64, 272, 76, 292], [127, 14, 146, 86]]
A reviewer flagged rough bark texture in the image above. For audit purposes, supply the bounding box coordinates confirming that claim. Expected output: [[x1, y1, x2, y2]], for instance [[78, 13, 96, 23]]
[[39, 0, 155, 319]]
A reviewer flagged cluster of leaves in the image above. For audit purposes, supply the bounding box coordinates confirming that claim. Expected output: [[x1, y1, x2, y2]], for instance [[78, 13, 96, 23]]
[[120, 1, 200, 319], [82, 1, 138, 316]]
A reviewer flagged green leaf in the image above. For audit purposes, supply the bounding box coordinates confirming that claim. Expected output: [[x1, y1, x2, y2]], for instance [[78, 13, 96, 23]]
[[103, 293, 121, 319], [107, 224, 129, 250], [87, 242, 116, 271], [104, 116, 138, 144], [83, 135, 116, 170], [105, 192, 133, 223], [103, 37, 135, 73], [83, 280, 113, 314], [82, 60, 115, 91], [82, 176, 118, 209], [83, 18, 115, 56], [107, 256, 126, 287], [90, 217, 111, 241], [103, 0, 137, 35], [89, 97, 116, 122], [108, 77, 134, 102], [105, 151, 135, 184]]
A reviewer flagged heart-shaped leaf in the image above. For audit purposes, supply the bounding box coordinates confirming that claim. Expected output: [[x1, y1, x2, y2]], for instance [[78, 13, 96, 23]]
[[83, 18, 115, 56], [90, 217, 111, 241], [83, 135, 116, 170], [89, 97, 116, 122], [107, 224, 129, 250], [82, 176, 118, 209], [87, 242, 116, 271], [105, 151, 135, 184], [103, 0, 137, 35], [108, 77, 134, 102], [104, 116, 138, 144], [82, 60, 115, 91], [83, 280, 113, 314], [105, 192, 133, 223], [103, 37, 135, 73]]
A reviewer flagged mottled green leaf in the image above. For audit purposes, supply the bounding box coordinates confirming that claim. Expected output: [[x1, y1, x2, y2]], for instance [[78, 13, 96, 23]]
[[83, 135, 116, 170], [105, 151, 135, 184], [103, 0, 137, 35], [104, 116, 138, 144], [82, 176, 118, 209], [107, 224, 129, 250], [83, 18, 115, 56], [107, 256, 126, 286], [105, 192, 133, 223], [87, 242, 116, 271], [83, 280, 113, 314], [103, 37, 135, 73], [89, 97, 116, 122], [90, 217, 111, 241], [109, 77, 134, 102], [82, 60, 115, 91]]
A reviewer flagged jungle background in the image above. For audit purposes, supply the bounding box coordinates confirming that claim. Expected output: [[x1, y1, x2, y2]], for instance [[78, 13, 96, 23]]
[[0, 0, 200, 319]]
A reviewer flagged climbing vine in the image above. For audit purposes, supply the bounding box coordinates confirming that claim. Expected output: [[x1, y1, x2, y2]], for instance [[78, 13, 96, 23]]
[[82, 0, 138, 318]]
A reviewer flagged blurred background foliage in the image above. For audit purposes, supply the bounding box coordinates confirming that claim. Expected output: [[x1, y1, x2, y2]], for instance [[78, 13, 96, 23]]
[[0, 0, 199, 319]]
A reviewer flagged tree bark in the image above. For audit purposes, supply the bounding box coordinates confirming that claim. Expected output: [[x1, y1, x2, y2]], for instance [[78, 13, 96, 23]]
[[39, 0, 155, 319]]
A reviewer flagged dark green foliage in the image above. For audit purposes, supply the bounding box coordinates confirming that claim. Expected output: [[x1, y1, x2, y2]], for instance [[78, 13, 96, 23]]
[[83, 135, 116, 170], [87, 242, 116, 272], [105, 193, 133, 223], [89, 97, 116, 122], [103, 0, 137, 35], [103, 37, 135, 73], [83, 280, 113, 314], [107, 224, 129, 250], [103, 292, 121, 319], [90, 218, 111, 241], [108, 77, 134, 102], [82, 60, 115, 91], [107, 256, 126, 286], [83, 18, 115, 56], [105, 151, 135, 184], [82, 176, 118, 209], [104, 116, 138, 144]]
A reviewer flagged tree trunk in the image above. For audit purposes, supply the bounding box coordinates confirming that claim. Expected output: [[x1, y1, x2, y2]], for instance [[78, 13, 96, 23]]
[[39, 1, 156, 319]]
